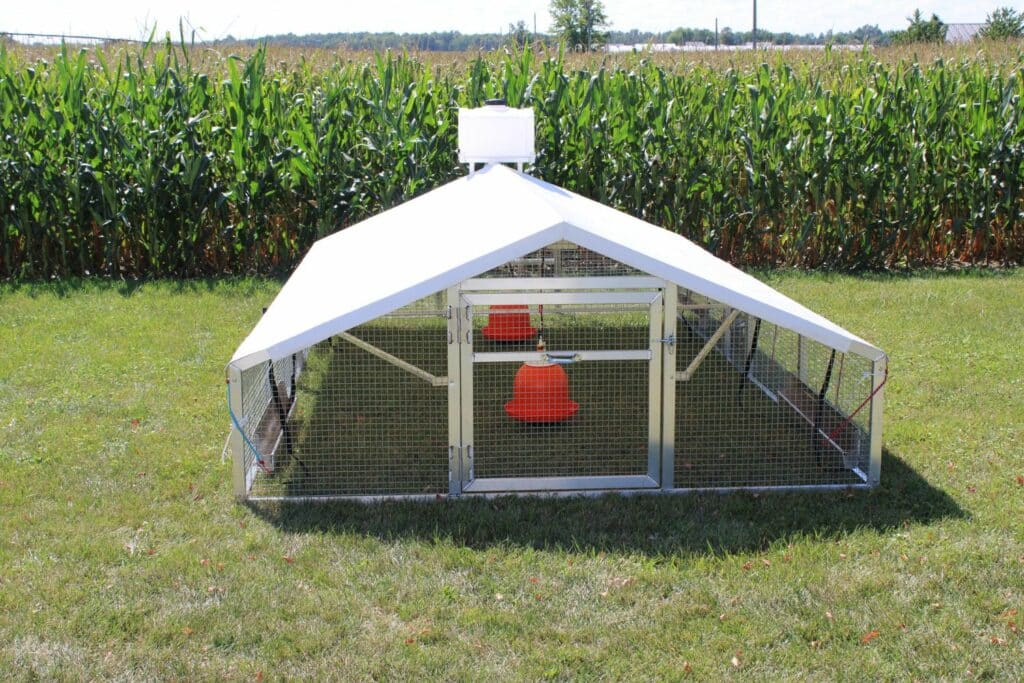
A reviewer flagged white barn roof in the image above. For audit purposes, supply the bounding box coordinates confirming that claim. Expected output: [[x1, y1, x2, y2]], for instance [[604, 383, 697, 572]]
[[229, 164, 883, 371]]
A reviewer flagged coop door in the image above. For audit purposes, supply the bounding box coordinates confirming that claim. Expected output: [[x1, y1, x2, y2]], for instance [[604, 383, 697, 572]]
[[454, 287, 664, 493]]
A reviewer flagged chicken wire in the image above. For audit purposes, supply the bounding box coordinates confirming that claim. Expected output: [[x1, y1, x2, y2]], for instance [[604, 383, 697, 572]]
[[230, 251, 882, 500], [235, 297, 450, 499], [477, 241, 643, 279], [673, 289, 874, 489], [468, 303, 652, 481]]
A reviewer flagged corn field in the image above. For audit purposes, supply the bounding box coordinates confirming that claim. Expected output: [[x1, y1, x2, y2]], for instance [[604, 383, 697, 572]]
[[1, 40, 1023, 278]]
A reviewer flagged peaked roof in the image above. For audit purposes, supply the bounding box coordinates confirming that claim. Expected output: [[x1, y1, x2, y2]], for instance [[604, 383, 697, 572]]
[[229, 164, 883, 371]]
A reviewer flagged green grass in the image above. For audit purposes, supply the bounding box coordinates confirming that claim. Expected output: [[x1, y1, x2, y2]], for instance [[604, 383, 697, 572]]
[[1, 272, 1022, 678]]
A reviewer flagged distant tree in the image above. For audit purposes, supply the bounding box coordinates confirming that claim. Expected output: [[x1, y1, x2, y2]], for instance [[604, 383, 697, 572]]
[[850, 24, 884, 44], [979, 6, 1024, 39], [507, 20, 531, 47], [893, 9, 947, 44], [549, 0, 610, 51]]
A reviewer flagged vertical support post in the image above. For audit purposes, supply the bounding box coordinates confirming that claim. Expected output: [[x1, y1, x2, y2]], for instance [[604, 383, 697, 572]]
[[797, 334, 807, 384], [227, 364, 247, 500], [813, 350, 836, 468], [289, 353, 297, 401], [268, 362, 291, 459], [661, 283, 678, 490], [647, 291, 664, 485], [446, 286, 463, 496], [458, 293, 475, 490], [868, 356, 886, 486], [737, 318, 762, 401]]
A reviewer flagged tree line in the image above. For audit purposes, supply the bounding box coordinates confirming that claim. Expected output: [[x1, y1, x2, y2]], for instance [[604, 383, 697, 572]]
[[217, 5, 1024, 52]]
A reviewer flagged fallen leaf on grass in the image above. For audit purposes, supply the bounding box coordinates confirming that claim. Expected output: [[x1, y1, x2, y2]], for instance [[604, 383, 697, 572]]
[[182, 627, 194, 636], [825, 610, 834, 621], [741, 561, 753, 571], [810, 640, 822, 650], [731, 653, 741, 668], [494, 593, 504, 602], [1016, 475, 1024, 486], [991, 636, 1007, 646], [966, 485, 977, 493], [282, 555, 294, 564], [860, 630, 880, 644], [682, 661, 692, 674], [130, 418, 141, 431]]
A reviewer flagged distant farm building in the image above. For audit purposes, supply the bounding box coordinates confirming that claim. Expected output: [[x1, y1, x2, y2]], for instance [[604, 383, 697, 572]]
[[946, 23, 984, 43]]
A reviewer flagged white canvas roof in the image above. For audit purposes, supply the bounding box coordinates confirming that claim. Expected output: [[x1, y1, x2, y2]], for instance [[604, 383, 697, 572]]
[[229, 164, 884, 371]]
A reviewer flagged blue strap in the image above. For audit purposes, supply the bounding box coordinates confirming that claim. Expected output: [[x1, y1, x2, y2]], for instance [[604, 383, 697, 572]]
[[226, 383, 266, 467]]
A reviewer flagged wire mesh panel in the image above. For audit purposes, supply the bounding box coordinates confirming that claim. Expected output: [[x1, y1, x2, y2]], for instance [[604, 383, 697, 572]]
[[237, 297, 450, 499], [477, 241, 644, 279], [229, 259, 883, 500], [468, 303, 653, 483], [673, 288, 874, 489]]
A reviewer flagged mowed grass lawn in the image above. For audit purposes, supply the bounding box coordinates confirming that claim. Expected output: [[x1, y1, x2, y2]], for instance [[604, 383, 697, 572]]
[[0, 272, 1021, 679]]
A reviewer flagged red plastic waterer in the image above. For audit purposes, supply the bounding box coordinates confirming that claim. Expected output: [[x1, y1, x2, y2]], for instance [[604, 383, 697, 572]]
[[504, 340, 579, 423], [482, 305, 536, 341]]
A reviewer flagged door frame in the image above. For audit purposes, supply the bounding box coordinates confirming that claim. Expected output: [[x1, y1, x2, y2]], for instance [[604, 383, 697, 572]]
[[449, 279, 669, 494]]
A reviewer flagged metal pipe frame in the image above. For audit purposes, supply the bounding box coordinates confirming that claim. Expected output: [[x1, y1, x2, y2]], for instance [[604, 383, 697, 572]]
[[676, 309, 741, 381], [462, 276, 664, 291], [338, 331, 448, 387], [463, 291, 661, 306], [245, 482, 872, 504]]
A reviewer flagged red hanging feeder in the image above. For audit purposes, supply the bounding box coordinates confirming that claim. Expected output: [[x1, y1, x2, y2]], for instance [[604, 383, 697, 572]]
[[482, 305, 536, 341], [504, 339, 579, 423]]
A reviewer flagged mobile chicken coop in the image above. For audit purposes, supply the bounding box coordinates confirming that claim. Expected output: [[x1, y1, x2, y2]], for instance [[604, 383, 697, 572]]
[[226, 104, 888, 502]]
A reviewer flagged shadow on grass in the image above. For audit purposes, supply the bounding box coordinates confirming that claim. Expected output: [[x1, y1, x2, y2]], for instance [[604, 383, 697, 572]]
[[249, 448, 963, 556]]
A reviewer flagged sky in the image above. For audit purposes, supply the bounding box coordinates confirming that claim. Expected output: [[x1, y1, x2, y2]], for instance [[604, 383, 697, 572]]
[[4, 1, 1022, 41]]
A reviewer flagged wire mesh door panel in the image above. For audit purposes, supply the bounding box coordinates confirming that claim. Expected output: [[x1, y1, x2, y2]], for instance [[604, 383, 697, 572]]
[[458, 291, 663, 493]]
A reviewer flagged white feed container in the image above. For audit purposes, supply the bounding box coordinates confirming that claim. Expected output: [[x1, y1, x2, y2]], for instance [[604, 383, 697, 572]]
[[458, 103, 536, 165]]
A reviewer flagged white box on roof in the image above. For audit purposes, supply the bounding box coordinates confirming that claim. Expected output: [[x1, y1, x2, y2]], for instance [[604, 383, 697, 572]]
[[458, 104, 535, 165]]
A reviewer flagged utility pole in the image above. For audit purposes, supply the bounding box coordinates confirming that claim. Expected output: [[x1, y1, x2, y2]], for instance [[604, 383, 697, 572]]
[[752, 0, 758, 50]]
